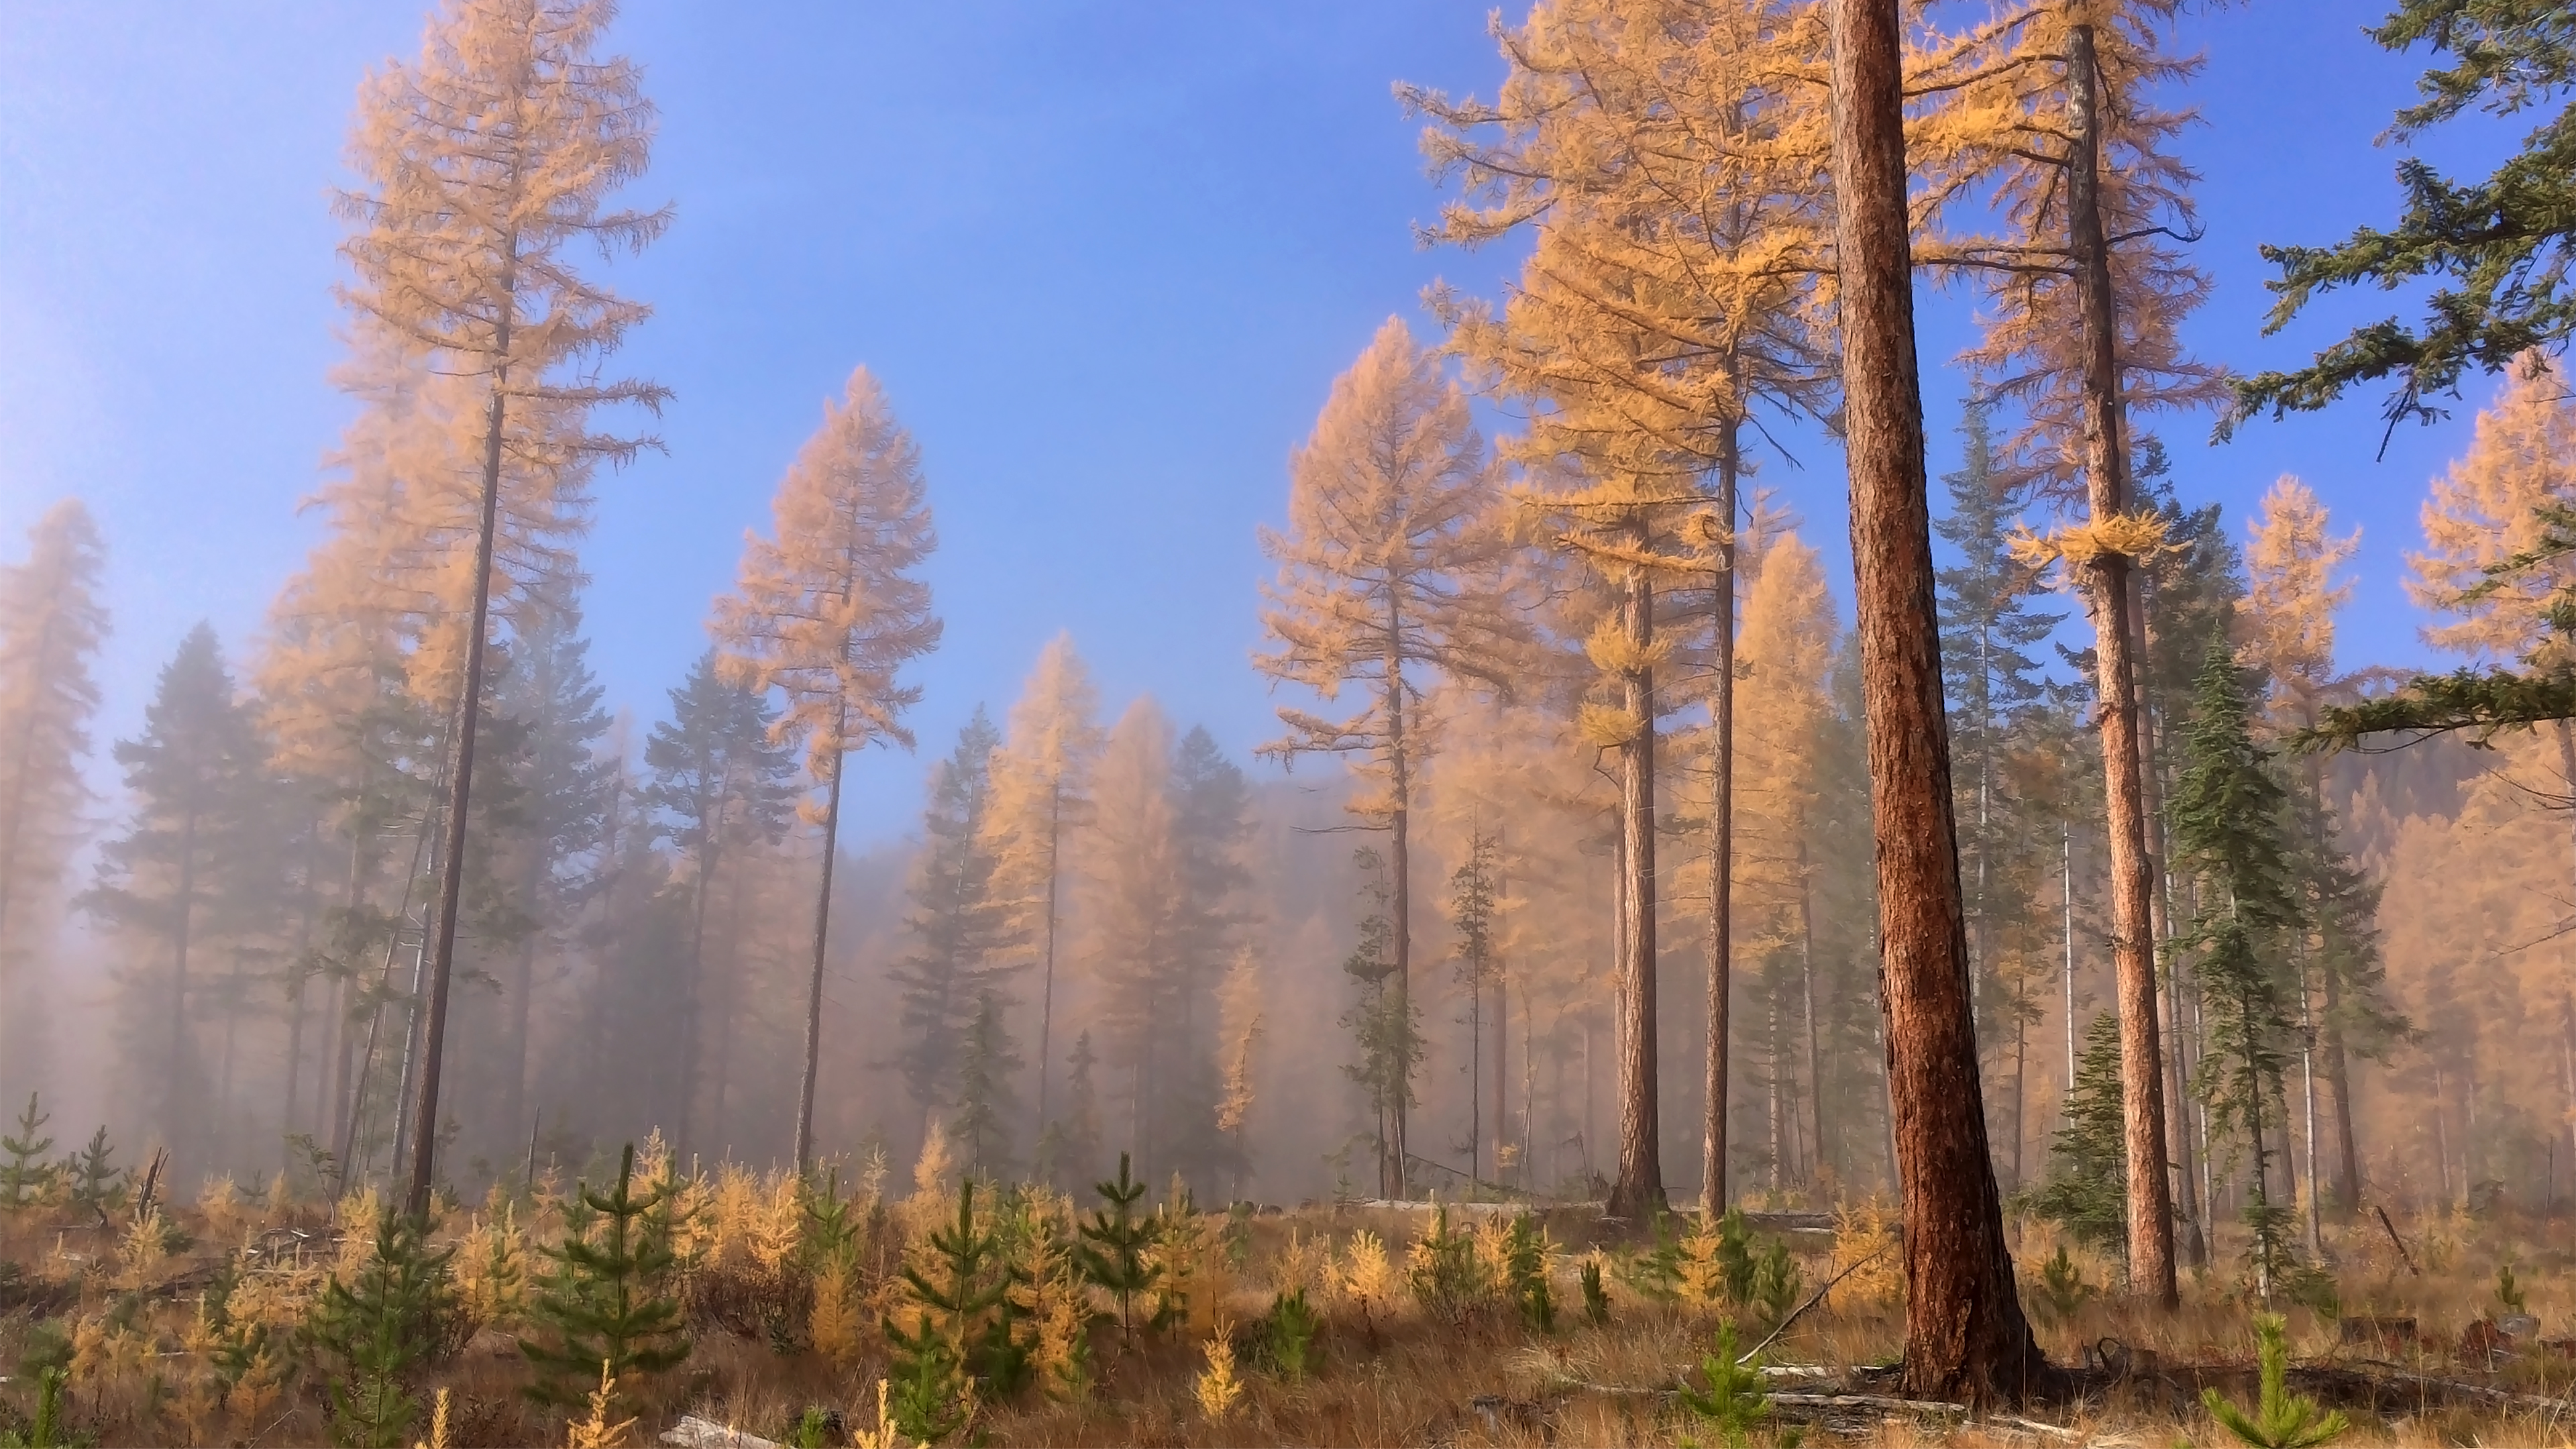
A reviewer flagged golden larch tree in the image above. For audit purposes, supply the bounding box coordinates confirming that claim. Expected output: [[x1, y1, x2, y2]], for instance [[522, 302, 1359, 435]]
[[0, 500, 107, 1088], [983, 632, 1106, 1145], [1730, 534, 1837, 1187], [714, 366, 941, 1171], [1253, 316, 1521, 1195], [336, 0, 669, 1215], [1911, 0, 2226, 1305], [1073, 696, 1185, 1168], [2408, 355, 2576, 665], [1412, 0, 1837, 1216]]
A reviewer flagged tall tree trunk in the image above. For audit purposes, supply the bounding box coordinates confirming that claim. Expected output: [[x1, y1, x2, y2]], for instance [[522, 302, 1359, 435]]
[[404, 321, 513, 1221], [166, 808, 199, 1153], [1705, 428, 1741, 1216], [1801, 834, 1824, 1183], [1829, 0, 2050, 1400], [2065, 21, 2178, 1307], [2138, 565, 2204, 1263], [676, 814, 722, 1160], [1608, 562, 1666, 1221], [2163, 812, 2208, 1261], [1036, 789, 1062, 1136], [793, 724, 848, 1172], [1385, 633, 1413, 1199]]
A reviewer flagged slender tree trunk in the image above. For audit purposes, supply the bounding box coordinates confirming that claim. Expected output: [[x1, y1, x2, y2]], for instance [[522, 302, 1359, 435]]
[[1385, 635, 1413, 1198], [2300, 981, 2326, 1258], [2140, 570, 2204, 1265], [2065, 22, 2178, 1307], [2163, 811, 2207, 1262], [1830, 0, 2050, 1399], [1609, 562, 1666, 1221], [281, 826, 317, 1173], [1036, 790, 1061, 1135], [2061, 826, 2077, 1091], [404, 310, 514, 1220], [1705, 428, 1741, 1216], [166, 808, 200, 1152], [1801, 834, 1824, 1185], [676, 812, 723, 1160], [793, 726, 848, 1173]]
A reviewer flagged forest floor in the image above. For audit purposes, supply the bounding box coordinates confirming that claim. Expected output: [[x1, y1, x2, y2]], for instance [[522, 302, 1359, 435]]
[[3, 1168, 2575, 1448]]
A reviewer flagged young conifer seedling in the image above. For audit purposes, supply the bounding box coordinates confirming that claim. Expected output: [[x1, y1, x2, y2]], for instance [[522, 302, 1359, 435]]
[[1074, 1153, 1159, 1342], [2202, 1314, 2349, 1449]]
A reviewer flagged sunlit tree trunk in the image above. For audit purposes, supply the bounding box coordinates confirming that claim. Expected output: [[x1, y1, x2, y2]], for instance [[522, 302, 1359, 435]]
[[2066, 21, 2178, 1307], [1831, 0, 2049, 1400], [1609, 561, 1667, 1221]]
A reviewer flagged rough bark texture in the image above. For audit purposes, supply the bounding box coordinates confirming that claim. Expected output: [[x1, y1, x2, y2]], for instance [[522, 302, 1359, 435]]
[[1829, 0, 2051, 1404], [1705, 435, 1739, 1217], [1608, 566, 1666, 1220], [2065, 22, 2178, 1307]]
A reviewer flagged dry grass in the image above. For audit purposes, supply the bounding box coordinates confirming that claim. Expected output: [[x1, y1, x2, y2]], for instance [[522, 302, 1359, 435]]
[[4, 1179, 2575, 1447]]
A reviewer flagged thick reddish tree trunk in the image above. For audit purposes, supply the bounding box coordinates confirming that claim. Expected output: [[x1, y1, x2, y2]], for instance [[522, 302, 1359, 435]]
[[1828, 0, 2051, 1404]]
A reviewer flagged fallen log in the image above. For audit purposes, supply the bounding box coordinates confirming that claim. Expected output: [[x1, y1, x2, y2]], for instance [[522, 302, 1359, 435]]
[[659, 1416, 782, 1449]]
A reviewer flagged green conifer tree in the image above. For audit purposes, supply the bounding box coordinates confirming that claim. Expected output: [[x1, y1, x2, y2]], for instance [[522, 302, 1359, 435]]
[[890, 711, 1016, 1132], [0, 1094, 52, 1212], [2172, 641, 2306, 1297], [1073, 1152, 1159, 1342], [303, 1208, 459, 1449], [953, 989, 1024, 1179], [2031, 1013, 2129, 1254], [518, 1144, 690, 1407], [1340, 848, 1419, 1194]]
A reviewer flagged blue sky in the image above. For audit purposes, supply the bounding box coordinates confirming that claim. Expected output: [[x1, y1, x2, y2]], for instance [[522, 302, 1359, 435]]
[[0, 0, 2520, 848]]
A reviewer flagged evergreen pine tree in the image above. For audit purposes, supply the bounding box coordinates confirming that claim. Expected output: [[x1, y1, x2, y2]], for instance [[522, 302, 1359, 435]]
[[643, 651, 795, 1153], [2172, 641, 2306, 1297], [953, 990, 1023, 1179], [488, 590, 613, 1146], [303, 1207, 460, 1449], [0, 1093, 53, 1212], [1448, 826, 1500, 1184], [1162, 727, 1253, 1190], [61, 1126, 120, 1212], [890, 711, 1016, 1133], [1035, 1031, 1104, 1191], [519, 1144, 690, 1407], [1073, 1152, 1159, 1342], [1935, 398, 2065, 1064], [1340, 847, 1418, 1195], [2032, 1013, 2129, 1254], [83, 625, 276, 1157]]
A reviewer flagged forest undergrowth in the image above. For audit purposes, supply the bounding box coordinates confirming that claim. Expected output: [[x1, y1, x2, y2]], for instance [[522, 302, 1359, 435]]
[[3, 1120, 2575, 1448]]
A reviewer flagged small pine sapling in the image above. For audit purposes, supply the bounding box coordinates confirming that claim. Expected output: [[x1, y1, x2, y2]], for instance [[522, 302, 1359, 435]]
[[1676, 1321, 1791, 1449], [1618, 1210, 1685, 1305], [1579, 1255, 1611, 1326], [1073, 1153, 1158, 1342], [301, 1208, 458, 1449], [519, 1145, 691, 1409], [1748, 1240, 1801, 1331], [2201, 1314, 2349, 1449], [60, 1128, 120, 1213], [1501, 1214, 1555, 1334], [1403, 1201, 1487, 1318], [2033, 1244, 2098, 1325], [2498, 1263, 2528, 1316], [0, 1366, 92, 1449], [1265, 1287, 1320, 1381], [883, 1311, 972, 1446], [1, 1095, 54, 1212]]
